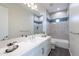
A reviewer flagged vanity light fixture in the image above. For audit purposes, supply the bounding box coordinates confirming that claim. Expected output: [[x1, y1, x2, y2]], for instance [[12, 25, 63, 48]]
[[24, 3, 38, 11], [31, 5, 37, 10], [27, 3, 31, 7], [34, 5, 37, 9]]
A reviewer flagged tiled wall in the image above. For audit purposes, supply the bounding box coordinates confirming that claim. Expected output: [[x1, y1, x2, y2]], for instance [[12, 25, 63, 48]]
[[47, 21, 69, 40], [47, 11, 69, 40]]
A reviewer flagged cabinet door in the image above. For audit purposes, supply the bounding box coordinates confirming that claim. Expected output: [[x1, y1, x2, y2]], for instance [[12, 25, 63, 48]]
[[32, 48, 42, 56], [42, 40, 51, 56], [22, 46, 42, 56], [32, 40, 51, 56]]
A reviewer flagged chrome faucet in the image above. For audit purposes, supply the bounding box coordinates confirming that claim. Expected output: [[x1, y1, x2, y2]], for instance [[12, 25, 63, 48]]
[[2, 36, 8, 41], [20, 30, 32, 37]]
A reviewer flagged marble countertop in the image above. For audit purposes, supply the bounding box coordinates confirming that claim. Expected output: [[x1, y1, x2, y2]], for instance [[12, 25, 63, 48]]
[[0, 35, 51, 56]]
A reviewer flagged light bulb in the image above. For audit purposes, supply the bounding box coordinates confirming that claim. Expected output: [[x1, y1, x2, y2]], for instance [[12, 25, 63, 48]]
[[31, 3, 34, 6], [27, 3, 31, 7], [56, 19, 60, 23], [34, 5, 37, 9], [31, 6, 35, 10], [24, 2, 27, 5]]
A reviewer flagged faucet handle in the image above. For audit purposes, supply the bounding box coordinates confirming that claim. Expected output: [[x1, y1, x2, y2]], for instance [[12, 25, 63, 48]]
[[7, 43, 13, 46], [21, 35, 24, 37], [5, 36, 8, 38], [25, 35, 27, 37]]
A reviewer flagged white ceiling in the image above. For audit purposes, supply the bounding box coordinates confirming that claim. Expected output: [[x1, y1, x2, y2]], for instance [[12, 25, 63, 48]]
[[0, 3, 69, 15], [37, 3, 69, 13]]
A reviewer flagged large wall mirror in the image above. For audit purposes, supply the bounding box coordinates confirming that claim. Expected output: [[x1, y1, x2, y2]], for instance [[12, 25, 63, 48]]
[[0, 6, 8, 40]]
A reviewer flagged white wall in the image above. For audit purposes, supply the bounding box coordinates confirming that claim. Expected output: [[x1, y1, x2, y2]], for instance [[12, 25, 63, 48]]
[[8, 5, 33, 39], [0, 6, 8, 40], [69, 3, 79, 56], [51, 11, 68, 19]]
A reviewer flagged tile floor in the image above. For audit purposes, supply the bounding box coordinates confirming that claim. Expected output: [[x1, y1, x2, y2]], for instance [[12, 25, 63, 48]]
[[48, 46, 70, 56]]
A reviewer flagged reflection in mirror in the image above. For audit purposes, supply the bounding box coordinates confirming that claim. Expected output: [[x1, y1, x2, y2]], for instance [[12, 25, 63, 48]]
[[33, 15, 43, 34], [0, 6, 8, 41]]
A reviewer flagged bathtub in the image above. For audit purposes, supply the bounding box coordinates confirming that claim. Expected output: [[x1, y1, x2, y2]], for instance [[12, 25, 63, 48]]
[[51, 38, 69, 49]]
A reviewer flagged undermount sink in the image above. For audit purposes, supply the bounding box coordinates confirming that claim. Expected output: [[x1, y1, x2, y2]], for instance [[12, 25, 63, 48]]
[[0, 41, 19, 54], [0, 45, 19, 55], [5, 45, 19, 53], [5, 41, 19, 53]]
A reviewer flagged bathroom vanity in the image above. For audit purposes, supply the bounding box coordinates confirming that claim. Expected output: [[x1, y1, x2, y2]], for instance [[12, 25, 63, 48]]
[[23, 36, 51, 56], [0, 34, 51, 56]]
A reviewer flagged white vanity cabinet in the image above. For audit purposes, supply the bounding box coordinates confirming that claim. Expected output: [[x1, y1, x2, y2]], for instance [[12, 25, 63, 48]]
[[23, 37, 51, 56], [41, 39, 51, 56], [33, 39, 51, 56]]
